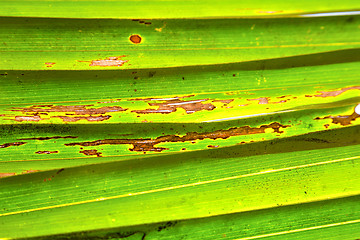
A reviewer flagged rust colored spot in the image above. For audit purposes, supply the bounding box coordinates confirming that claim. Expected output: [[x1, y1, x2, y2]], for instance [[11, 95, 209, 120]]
[[35, 151, 59, 154], [129, 34, 142, 44], [313, 86, 360, 97], [55, 115, 111, 122], [45, 62, 56, 68], [20, 136, 77, 141], [12, 105, 127, 115], [80, 149, 102, 157], [132, 99, 216, 114], [0, 173, 16, 178], [65, 122, 289, 152], [0, 142, 26, 149], [15, 115, 42, 122], [315, 111, 359, 126]]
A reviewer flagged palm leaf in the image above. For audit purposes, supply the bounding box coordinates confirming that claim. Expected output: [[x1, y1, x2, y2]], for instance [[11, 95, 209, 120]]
[[0, 1, 359, 239]]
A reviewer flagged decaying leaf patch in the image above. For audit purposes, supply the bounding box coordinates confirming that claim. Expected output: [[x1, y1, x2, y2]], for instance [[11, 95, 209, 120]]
[[65, 122, 289, 152], [315, 111, 360, 126]]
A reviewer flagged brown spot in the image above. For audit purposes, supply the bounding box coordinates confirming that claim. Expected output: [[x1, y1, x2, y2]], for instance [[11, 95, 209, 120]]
[[0, 173, 16, 178], [212, 99, 234, 104], [14, 115, 42, 122], [181, 148, 186, 150], [45, 62, 56, 67], [56, 168, 64, 175], [65, 122, 289, 152], [248, 97, 269, 104], [19, 136, 77, 141], [313, 86, 360, 97], [247, 97, 287, 104], [315, 111, 359, 126], [78, 56, 128, 67], [12, 105, 127, 115], [79, 149, 102, 157], [129, 34, 142, 44], [132, 99, 216, 114], [324, 124, 330, 128], [35, 151, 59, 154], [0, 142, 26, 149], [277, 95, 291, 99]]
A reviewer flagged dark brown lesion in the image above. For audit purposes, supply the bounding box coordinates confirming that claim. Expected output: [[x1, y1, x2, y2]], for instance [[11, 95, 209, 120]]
[[79, 149, 102, 157], [315, 111, 360, 126], [65, 122, 289, 152], [132, 19, 152, 25], [19, 136, 77, 141], [35, 151, 59, 154], [0, 142, 26, 149]]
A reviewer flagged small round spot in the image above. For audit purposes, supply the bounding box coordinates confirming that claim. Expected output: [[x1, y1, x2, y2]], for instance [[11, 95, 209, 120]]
[[129, 34, 142, 44], [355, 104, 360, 115]]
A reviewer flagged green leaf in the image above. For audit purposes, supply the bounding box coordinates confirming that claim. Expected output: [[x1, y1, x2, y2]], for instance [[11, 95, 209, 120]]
[[1, 128, 359, 238], [0, 16, 359, 70], [0, 0, 359, 19], [1, 4, 360, 240]]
